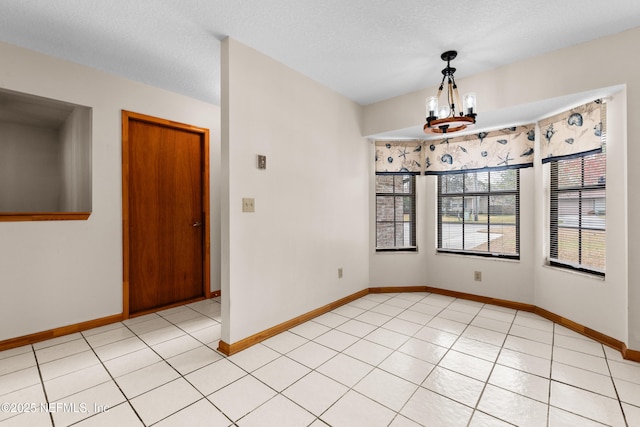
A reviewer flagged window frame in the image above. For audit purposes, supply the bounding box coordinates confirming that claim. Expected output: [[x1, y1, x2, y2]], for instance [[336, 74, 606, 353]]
[[375, 172, 418, 252], [549, 152, 606, 277], [437, 168, 520, 259]]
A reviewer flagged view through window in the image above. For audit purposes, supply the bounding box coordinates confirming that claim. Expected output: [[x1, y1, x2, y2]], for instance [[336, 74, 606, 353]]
[[438, 169, 520, 258], [375, 174, 417, 251], [550, 151, 606, 275]]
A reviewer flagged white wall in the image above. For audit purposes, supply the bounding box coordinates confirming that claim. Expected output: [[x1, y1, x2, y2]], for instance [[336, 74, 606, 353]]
[[369, 152, 535, 306], [0, 41, 221, 341], [2, 26, 636, 353], [0, 122, 60, 211], [369, 148, 430, 287], [60, 107, 92, 212], [221, 38, 369, 344], [536, 92, 627, 341], [423, 167, 536, 304], [364, 27, 638, 348]]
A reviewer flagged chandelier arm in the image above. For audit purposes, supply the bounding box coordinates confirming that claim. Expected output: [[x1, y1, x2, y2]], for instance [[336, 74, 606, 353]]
[[435, 74, 445, 103], [453, 80, 463, 117], [424, 50, 477, 135], [437, 74, 446, 93], [447, 78, 455, 117]]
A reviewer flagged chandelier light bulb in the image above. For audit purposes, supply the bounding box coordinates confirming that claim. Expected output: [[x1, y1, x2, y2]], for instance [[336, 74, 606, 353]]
[[427, 96, 438, 118], [464, 93, 476, 115], [423, 51, 477, 134]]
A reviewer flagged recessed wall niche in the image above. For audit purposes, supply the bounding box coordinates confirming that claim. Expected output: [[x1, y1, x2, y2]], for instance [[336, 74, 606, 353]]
[[0, 89, 91, 220]]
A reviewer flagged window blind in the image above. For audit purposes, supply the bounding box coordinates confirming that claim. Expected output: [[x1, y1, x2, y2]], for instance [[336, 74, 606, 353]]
[[547, 101, 607, 276], [438, 169, 520, 258], [549, 151, 606, 275], [375, 174, 417, 250]]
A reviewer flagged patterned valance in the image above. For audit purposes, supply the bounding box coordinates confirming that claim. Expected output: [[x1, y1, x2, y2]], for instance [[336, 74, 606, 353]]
[[539, 100, 605, 163], [375, 140, 423, 173], [424, 124, 535, 175]]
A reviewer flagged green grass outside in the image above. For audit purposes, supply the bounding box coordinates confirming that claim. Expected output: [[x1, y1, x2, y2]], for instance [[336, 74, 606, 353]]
[[557, 228, 605, 270]]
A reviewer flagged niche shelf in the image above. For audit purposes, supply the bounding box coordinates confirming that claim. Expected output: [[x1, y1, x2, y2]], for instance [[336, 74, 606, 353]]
[[0, 89, 92, 221]]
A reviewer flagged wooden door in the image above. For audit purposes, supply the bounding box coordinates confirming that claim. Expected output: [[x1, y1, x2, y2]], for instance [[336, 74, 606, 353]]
[[122, 111, 210, 316]]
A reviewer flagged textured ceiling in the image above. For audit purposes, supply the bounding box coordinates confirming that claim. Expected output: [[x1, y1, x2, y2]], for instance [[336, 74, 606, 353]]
[[1, 0, 639, 108]]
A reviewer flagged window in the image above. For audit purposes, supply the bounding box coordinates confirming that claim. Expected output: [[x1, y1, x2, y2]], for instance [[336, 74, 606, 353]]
[[549, 151, 606, 275], [375, 173, 417, 251], [438, 169, 519, 258]]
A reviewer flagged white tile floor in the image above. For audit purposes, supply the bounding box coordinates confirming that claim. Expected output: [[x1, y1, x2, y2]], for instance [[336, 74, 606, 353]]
[[1, 292, 639, 426]]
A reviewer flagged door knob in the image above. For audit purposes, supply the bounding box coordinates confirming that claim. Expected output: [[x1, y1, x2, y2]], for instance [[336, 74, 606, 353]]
[[192, 221, 203, 227]]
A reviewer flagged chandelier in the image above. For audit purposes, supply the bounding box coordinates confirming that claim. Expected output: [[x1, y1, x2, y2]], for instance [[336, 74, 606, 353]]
[[424, 50, 477, 134]]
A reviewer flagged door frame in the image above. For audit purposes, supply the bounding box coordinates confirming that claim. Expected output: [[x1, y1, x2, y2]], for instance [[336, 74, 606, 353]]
[[121, 110, 211, 318]]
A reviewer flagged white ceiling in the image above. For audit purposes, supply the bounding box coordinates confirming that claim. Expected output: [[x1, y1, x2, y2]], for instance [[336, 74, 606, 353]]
[[1, 1, 639, 125]]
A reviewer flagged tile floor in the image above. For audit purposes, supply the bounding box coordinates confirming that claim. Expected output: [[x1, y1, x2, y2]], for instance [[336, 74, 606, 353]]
[[1, 292, 640, 426]]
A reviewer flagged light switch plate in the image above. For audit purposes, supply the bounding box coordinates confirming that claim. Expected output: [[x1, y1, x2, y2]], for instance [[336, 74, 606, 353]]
[[257, 155, 266, 170], [242, 198, 255, 212]]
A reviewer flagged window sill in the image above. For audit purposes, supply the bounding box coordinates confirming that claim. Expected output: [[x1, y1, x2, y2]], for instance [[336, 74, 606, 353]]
[[543, 261, 605, 280], [376, 247, 418, 253], [0, 212, 91, 222], [435, 250, 520, 263]]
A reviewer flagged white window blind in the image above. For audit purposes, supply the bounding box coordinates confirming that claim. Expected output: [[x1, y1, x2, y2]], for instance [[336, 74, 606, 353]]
[[376, 174, 417, 251], [549, 150, 606, 275], [546, 100, 607, 275], [438, 169, 519, 258]]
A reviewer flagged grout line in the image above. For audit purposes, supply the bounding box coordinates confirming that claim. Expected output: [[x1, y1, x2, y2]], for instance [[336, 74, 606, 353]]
[[546, 320, 556, 426], [161, 301, 236, 426], [466, 302, 517, 426], [77, 328, 145, 427], [2, 294, 637, 426], [604, 343, 630, 427], [311, 293, 403, 424], [31, 345, 55, 427], [383, 294, 493, 425], [390, 295, 460, 426], [121, 300, 235, 426], [547, 322, 625, 426], [233, 292, 408, 425]]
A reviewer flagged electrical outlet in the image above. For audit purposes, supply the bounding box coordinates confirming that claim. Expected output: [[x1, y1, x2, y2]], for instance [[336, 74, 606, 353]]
[[338, 267, 343, 278], [474, 271, 482, 282], [242, 198, 255, 212]]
